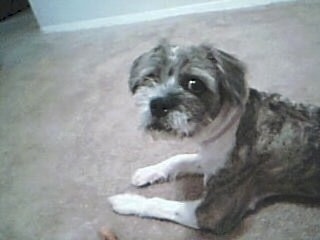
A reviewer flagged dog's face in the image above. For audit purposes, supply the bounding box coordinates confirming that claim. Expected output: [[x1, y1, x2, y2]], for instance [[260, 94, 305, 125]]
[[129, 42, 247, 138]]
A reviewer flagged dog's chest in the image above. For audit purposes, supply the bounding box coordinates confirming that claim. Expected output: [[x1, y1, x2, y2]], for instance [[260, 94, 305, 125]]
[[199, 121, 239, 181]]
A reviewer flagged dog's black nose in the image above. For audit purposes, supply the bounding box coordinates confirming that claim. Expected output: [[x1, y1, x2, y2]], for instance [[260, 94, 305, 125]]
[[150, 97, 175, 117]]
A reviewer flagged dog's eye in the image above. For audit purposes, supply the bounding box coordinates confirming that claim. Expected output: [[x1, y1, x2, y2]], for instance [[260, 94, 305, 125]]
[[143, 75, 153, 81], [143, 73, 158, 82], [185, 79, 206, 94]]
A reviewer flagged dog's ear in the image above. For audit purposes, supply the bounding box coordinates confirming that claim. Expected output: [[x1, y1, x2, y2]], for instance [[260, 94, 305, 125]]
[[129, 43, 168, 94], [201, 45, 248, 106], [129, 54, 145, 94]]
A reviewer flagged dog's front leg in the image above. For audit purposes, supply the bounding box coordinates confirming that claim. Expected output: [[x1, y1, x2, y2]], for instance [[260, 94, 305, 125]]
[[109, 194, 201, 229], [132, 153, 202, 187]]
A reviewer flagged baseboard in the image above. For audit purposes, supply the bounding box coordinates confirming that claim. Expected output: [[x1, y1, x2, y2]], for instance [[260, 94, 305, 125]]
[[42, 0, 297, 33]]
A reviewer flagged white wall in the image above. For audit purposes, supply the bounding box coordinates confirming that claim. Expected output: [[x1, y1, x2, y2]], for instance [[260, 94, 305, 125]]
[[28, 0, 296, 33], [29, 0, 212, 26]]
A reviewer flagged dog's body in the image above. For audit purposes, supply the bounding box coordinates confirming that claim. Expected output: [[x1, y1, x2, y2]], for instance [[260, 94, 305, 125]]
[[197, 89, 320, 233], [109, 42, 320, 234]]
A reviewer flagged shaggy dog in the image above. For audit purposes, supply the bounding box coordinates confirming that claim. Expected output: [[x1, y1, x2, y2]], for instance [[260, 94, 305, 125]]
[[109, 42, 320, 234]]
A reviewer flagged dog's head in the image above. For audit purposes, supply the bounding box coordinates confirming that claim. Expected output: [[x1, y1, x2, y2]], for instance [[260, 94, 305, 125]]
[[129, 41, 248, 138]]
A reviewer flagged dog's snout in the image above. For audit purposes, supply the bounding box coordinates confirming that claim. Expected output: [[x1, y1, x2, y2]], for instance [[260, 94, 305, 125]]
[[150, 97, 175, 117]]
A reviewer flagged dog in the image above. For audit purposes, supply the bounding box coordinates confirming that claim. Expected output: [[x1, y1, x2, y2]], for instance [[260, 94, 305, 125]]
[[108, 41, 320, 234]]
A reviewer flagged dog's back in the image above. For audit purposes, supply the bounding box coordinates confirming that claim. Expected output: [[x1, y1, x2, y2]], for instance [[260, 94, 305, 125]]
[[235, 88, 320, 196]]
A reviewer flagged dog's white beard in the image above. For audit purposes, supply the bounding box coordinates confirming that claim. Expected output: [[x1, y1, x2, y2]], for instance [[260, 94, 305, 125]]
[[141, 109, 196, 139], [134, 88, 196, 138], [168, 110, 195, 136]]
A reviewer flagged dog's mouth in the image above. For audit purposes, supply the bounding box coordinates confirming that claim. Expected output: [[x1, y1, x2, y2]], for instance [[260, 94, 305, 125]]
[[145, 117, 195, 138], [146, 120, 173, 132]]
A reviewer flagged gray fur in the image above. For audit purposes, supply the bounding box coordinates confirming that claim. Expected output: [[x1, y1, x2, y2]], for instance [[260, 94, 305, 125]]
[[128, 42, 320, 234], [196, 89, 320, 234], [129, 42, 246, 137]]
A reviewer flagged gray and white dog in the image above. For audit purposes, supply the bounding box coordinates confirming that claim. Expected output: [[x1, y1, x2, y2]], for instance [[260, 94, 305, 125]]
[[109, 41, 320, 234]]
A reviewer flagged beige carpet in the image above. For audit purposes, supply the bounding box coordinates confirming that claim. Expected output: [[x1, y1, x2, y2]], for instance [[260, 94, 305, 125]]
[[0, 1, 320, 239]]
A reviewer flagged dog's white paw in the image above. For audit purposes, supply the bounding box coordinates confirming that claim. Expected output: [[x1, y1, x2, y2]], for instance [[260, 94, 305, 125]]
[[131, 165, 168, 187], [108, 194, 147, 216]]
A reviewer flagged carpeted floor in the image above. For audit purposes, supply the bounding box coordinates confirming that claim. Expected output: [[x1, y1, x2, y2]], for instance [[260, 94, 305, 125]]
[[0, 1, 320, 239]]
